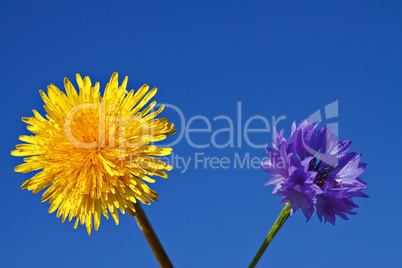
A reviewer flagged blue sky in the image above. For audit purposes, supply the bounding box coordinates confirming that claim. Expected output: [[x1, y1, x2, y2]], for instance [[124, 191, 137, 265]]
[[1, 1, 401, 267]]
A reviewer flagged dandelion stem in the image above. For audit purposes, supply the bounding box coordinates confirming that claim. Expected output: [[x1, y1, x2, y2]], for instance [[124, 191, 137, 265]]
[[133, 202, 173, 268], [248, 203, 291, 268]]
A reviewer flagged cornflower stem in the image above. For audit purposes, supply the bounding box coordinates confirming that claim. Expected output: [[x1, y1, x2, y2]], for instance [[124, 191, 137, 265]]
[[248, 203, 291, 268], [133, 202, 173, 268]]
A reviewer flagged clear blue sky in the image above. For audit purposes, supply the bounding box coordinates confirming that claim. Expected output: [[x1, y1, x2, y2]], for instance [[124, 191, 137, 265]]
[[1, 1, 401, 267]]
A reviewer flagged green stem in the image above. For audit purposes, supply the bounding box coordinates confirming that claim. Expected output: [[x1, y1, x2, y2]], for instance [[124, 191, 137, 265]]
[[248, 203, 291, 268], [133, 202, 173, 268]]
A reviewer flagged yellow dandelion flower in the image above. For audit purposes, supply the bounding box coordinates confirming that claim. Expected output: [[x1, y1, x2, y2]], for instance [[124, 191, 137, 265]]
[[11, 73, 175, 235]]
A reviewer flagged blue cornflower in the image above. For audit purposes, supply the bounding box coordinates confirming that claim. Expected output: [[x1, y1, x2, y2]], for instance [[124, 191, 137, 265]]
[[261, 120, 368, 224]]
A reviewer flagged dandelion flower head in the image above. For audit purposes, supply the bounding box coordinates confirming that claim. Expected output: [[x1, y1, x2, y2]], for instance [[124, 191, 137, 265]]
[[12, 73, 175, 235]]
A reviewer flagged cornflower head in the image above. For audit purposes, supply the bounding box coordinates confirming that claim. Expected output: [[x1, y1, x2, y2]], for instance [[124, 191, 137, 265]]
[[261, 120, 368, 224]]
